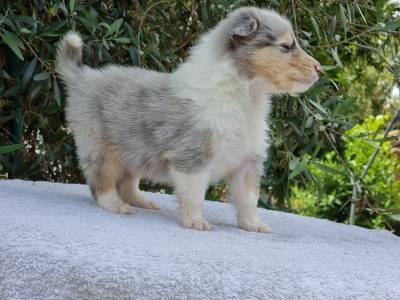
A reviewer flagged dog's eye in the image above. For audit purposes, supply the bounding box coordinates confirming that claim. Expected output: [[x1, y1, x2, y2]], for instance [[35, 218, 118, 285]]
[[280, 44, 291, 53]]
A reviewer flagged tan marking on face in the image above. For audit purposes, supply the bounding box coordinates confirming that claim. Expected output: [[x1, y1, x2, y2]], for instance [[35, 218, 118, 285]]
[[279, 31, 294, 45], [248, 31, 320, 93]]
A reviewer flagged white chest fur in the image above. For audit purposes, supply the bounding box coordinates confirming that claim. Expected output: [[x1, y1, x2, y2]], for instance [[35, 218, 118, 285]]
[[209, 96, 270, 182], [172, 51, 272, 183], [191, 79, 271, 183]]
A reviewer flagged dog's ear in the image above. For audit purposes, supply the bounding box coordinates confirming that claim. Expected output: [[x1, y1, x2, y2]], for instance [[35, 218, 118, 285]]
[[231, 17, 259, 46]]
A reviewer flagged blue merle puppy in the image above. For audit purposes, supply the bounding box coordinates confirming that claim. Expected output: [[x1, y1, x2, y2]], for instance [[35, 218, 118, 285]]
[[56, 7, 321, 232]]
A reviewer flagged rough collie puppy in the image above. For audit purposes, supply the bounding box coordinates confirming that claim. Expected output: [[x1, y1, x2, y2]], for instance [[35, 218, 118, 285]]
[[56, 7, 320, 232]]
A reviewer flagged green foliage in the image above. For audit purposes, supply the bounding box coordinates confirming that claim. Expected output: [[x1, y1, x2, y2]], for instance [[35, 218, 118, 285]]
[[292, 114, 400, 229], [0, 1, 399, 228]]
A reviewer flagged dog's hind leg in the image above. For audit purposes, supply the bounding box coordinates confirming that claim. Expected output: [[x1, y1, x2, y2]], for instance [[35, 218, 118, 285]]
[[87, 146, 133, 215], [117, 171, 160, 210]]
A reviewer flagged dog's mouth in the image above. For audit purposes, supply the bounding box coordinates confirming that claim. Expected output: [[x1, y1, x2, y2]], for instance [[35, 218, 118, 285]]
[[287, 76, 319, 93], [296, 74, 319, 85]]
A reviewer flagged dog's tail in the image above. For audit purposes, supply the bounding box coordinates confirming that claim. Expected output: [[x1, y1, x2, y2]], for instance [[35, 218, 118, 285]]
[[56, 32, 83, 83]]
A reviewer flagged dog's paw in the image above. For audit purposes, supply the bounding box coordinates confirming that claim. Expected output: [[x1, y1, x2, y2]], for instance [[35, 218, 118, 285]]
[[117, 202, 133, 214], [239, 218, 272, 233], [132, 198, 161, 210], [97, 194, 133, 215], [182, 217, 213, 231], [99, 201, 133, 215], [124, 194, 161, 210], [140, 200, 161, 210]]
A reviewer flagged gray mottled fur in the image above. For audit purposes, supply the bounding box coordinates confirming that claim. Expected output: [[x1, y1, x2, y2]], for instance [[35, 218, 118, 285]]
[[58, 64, 212, 186]]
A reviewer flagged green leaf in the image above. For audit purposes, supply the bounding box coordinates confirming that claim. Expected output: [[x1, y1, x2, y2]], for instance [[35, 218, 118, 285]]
[[149, 53, 166, 72], [312, 140, 323, 157], [0, 69, 11, 79], [306, 116, 314, 128], [353, 43, 378, 52], [22, 58, 37, 89], [311, 161, 344, 176], [106, 18, 123, 37], [328, 15, 336, 40], [381, 22, 400, 31], [114, 37, 131, 43], [33, 72, 50, 81], [322, 65, 336, 71], [128, 47, 139, 65], [47, 102, 60, 115], [0, 144, 21, 154], [30, 83, 42, 98], [48, 5, 58, 16], [300, 30, 312, 38], [355, 4, 367, 25], [53, 79, 61, 106], [0, 31, 24, 61], [310, 16, 320, 40], [330, 47, 343, 68], [201, 1, 208, 26], [2, 85, 20, 98], [288, 121, 303, 136], [314, 113, 324, 120], [20, 27, 31, 34], [289, 157, 300, 171], [340, 4, 347, 37], [309, 99, 327, 115], [388, 214, 400, 222], [69, 0, 76, 13], [289, 159, 308, 179]]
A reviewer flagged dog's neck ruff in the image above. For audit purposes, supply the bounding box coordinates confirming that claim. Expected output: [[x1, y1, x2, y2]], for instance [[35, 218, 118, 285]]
[[170, 26, 272, 142], [172, 52, 270, 105], [171, 45, 270, 138]]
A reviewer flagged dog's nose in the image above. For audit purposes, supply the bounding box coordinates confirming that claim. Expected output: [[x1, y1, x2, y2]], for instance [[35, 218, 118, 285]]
[[314, 64, 322, 76]]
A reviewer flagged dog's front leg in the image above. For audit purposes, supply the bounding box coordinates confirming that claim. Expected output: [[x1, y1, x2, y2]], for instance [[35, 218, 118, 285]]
[[171, 167, 212, 231], [229, 160, 272, 233]]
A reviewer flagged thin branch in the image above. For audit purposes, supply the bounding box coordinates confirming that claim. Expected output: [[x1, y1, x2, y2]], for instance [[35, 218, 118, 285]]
[[291, 0, 299, 40], [136, 0, 169, 66]]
